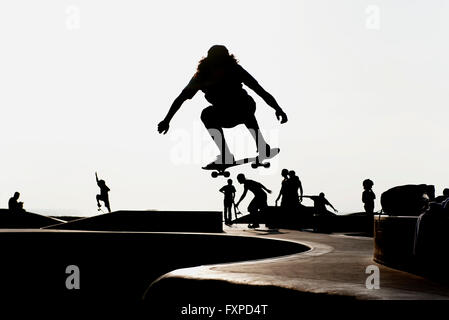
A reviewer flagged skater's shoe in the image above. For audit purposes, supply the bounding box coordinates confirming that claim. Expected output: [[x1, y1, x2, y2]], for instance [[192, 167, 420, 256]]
[[257, 145, 280, 161], [204, 153, 235, 168]]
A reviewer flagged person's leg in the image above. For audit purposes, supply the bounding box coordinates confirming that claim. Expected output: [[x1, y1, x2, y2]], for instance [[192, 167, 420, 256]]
[[96, 194, 101, 208], [201, 106, 234, 164], [248, 198, 259, 228], [105, 198, 111, 213]]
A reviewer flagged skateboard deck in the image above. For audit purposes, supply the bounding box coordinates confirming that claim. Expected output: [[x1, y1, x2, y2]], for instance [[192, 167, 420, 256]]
[[202, 148, 280, 178]]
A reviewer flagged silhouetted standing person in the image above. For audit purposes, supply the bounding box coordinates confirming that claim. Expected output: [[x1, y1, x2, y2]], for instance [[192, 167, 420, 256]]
[[96, 172, 111, 213], [219, 179, 236, 225], [362, 179, 376, 214], [8, 192, 25, 213], [287, 170, 303, 207], [275, 169, 290, 207], [235, 174, 271, 229], [158, 45, 288, 166]]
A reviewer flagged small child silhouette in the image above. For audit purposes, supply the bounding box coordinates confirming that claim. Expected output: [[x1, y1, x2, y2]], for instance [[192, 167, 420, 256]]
[[219, 179, 236, 225], [96, 172, 111, 213], [362, 179, 376, 214]]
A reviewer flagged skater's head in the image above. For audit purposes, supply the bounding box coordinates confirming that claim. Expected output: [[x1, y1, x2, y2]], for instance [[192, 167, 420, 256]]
[[195, 45, 238, 78], [98, 180, 106, 187], [363, 179, 374, 190], [237, 174, 246, 184], [13, 192, 20, 200], [227, 179, 233, 185], [319, 192, 325, 198], [289, 170, 296, 178], [281, 169, 289, 178], [443, 188, 449, 197]]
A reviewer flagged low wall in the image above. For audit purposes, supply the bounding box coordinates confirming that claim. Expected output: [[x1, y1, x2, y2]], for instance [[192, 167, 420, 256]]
[[0, 230, 308, 304]]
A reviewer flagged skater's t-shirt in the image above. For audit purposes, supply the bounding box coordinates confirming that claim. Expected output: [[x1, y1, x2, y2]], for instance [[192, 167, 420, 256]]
[[181, 64, 259, 105], [220, 185, 236, 202], [243, 180, 266, 198]]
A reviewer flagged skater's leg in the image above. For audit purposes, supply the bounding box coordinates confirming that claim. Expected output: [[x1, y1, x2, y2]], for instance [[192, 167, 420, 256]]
[[104, 198, 111, 213], [96, 194, 101, 208], [201, 106, 234, 164], [245, 116, 271, 158]]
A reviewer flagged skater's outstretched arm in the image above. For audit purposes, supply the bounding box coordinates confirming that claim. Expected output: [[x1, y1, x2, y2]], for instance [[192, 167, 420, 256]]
[[158, 91, 191, 134], [95, 172, 99, 184], [326, 199, 338, 212], [236, 189, 248, 207], [260, 183, 272, 194], [240, 67, 288, 124]]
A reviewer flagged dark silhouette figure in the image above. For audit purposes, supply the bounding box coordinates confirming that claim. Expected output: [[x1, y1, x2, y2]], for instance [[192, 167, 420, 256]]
[[235, 173, 271, 229], [362, 179, 376, 214], [219, 179, 236, 225], [434, 188, 449, 203], [157, 45, 288, 166], [275, 169, 289, 207], [8, 192, 25, 213], [95, 172, 111, 213], [287, 170, 303, 206], [303, 193, 338, 215]]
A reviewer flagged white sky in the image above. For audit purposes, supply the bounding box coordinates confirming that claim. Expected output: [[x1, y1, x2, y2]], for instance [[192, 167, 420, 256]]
[[0, 1, 448, 216]]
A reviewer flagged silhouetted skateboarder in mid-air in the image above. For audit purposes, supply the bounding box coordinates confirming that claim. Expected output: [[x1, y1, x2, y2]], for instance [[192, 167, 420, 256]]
[[235, 173, 272, 229], [157, 45, 288, 167], [219, 179, 236, 225], [95, 172, 111, 213]]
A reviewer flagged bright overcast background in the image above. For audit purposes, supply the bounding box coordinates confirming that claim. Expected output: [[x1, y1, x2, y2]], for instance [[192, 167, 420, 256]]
[[0, 1, 448, 216]]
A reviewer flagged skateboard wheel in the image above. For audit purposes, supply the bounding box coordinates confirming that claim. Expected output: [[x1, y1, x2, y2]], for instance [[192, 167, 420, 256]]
[[263, 162, 271, 168], [223, 171, 230, 178], [251, 163, 258, 169], [211, 172, 218, 178]]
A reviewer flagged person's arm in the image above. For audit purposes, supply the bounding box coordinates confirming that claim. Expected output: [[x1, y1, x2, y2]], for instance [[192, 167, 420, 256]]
[[235, 188, 248, 207], [219, 186, 226, 194], [240, 66, 287, 123], [158, 78, 198, 134], [299, 181, 303, 202], [260, 183, 272, 194], [326, 199, 338, 212]]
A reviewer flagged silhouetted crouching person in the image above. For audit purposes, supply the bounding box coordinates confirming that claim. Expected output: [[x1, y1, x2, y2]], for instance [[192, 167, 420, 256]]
[[235, 174, 271, 229], [8, 192, 25, 213], [362, 179, 376, 214], [158, 45, 288, 166], [219, 179, 236, 225], [96, 172, 111, 213], [303, 193, 337, 232]]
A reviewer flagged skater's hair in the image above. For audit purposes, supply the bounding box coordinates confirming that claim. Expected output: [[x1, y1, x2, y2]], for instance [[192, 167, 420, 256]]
[[195, 45, 239, 79], [363, 179, 374, 189], [319, 192, 325, 197], [443, 188, 449, 196], [227, 179, 233, 184], [14, 192, 20, 198], [289, 170, 296, 177], [281, 169, 289, 176]]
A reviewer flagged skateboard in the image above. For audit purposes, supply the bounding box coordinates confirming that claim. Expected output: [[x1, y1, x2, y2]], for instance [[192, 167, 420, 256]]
[[202, 148, 280, 178]]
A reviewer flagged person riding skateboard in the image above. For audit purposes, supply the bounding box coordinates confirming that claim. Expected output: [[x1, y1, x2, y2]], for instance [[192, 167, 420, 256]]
[[157, 45, 288, 166], [95, 172, 111, 213], [235, 173, 272, 229], [219, 179, 236, 225]]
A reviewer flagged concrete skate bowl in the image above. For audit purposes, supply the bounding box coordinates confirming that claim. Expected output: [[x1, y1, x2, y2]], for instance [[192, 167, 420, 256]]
[[374, 215, 449, 282], [0, 230, 308, 306]]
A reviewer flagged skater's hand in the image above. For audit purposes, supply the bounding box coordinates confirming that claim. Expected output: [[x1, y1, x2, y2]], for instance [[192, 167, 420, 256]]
[[158, 119, 170, 134], [275, 109, 288, 124], [267, 189, 272, 194]]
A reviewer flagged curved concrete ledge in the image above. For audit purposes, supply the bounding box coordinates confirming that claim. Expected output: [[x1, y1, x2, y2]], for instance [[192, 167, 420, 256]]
[[142, 227, 449, 317], [0, 229, 307, 303]]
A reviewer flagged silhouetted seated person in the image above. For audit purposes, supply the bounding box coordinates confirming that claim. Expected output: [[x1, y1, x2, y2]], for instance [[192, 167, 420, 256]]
[[8, 192, 25, 213], [158, 45, 288, 166], [303, 193, 337, 232], [433, 188, 449, 203], [362, 179, 376, 215], [235, 173, 272, 229], [96, 172, 111, 213], [219, 179, 236, 225]]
